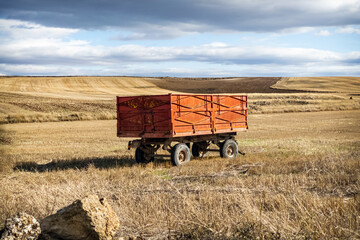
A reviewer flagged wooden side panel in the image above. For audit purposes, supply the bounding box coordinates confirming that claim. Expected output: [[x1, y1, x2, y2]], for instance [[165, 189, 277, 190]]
[[170, 94, 247, 137], [117, 95, 172, 138], [214, 95, 248, 132]]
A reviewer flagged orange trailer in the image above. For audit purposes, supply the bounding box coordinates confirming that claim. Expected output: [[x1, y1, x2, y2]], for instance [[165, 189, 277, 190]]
[[117, 93, 247, 165]]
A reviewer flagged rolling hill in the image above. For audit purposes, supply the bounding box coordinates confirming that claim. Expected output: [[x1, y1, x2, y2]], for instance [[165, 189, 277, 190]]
[[0, 76, 359, 124]]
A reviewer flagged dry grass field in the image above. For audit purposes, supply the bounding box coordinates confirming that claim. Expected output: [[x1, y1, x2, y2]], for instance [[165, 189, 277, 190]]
[[1, 76, 360, 239], [1, 76, 359, 124], [1, 111, 359, 239]]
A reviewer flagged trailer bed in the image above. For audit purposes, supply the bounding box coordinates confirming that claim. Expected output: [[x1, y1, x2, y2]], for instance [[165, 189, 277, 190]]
[[117, 94, 248, 138]]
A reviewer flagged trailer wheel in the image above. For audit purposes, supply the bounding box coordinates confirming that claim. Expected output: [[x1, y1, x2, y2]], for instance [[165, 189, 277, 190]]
[[171, 143, 191, 166], [220, 139, 238, 158], [135, 147, 153, 164], [192, 142, 210, 157]]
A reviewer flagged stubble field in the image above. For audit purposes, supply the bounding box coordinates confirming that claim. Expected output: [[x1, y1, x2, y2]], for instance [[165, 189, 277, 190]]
[[1, 76, 359, 124], [0, 76, 360, 239]]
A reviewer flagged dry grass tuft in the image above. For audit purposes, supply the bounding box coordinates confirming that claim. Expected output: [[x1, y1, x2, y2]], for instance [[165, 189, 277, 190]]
[[0, 125, 13, 173]]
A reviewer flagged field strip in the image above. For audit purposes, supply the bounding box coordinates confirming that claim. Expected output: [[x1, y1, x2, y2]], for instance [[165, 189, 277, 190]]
[[272, 77, 360, 93], [0, 77, 178, 100], [2, 110, 359, 164]]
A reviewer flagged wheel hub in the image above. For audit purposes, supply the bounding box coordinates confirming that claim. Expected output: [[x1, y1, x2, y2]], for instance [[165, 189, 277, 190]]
[[227, 146, 235, 157], [179, 150, 186, 162]]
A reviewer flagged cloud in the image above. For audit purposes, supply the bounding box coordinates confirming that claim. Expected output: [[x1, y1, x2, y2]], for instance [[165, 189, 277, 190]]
[[1, 0, 359, 39], [0, 18, 359, 76], [112, 23, 204, 40], [315, 30, 331, 36], [0, 22, 351, 66], [0, 19, 77, 39], [336, 25, 360, 34]]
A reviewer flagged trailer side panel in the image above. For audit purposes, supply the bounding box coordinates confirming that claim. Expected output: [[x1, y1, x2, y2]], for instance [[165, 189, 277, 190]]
[[117, 94, 247, 138], [170, 94, 247, 137], [117, 95, 172, 138]]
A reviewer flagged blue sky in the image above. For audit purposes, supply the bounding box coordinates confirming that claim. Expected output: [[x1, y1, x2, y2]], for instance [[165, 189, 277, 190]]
[[0, 0, 359, 76]]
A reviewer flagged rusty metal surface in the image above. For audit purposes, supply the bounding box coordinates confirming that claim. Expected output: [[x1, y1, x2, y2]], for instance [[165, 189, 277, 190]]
[[117, 93, 247, 138]]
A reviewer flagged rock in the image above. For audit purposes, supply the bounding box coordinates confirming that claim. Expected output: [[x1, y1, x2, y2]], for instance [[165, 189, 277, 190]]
[[41, 195, 120, 240], [0, 212, 41, 240]]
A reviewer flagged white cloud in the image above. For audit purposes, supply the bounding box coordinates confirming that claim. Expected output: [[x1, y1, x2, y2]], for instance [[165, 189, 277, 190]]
[[315, 30, 331, 36], [0, 19, 359, 76], [336, 26, 360, 34], [279, 27, 315, 35], [113, 22, 205, 40], [300, 0, 360, 11], [0, 64, 62, 75]]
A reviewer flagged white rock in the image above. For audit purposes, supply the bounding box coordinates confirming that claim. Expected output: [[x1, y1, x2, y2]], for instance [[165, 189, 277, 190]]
[[1, 212, 41, 240]]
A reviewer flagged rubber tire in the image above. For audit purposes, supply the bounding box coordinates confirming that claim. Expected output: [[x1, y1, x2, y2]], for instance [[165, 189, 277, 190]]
[[192, 142, 200, 157], [135, 147, 153, 164], [192, 142, 210, 157], [171, 143, 191, 166], [220, 139, 238, 159], [135, 147, 145, 163]]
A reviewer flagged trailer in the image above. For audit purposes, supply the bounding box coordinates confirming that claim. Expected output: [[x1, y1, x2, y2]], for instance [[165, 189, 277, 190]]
[[117, 93, 248, 166]]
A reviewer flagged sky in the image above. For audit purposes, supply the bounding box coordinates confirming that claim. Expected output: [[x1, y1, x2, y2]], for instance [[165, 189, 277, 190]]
[[0, 0, 359, 77]]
